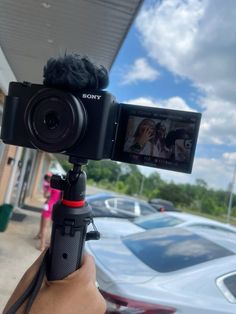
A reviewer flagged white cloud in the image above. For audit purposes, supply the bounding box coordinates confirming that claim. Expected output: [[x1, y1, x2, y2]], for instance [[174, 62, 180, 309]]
[[125, 96, 195, 111], [198, 97, 236, 145], [121, 58, 160, 85], [136, 0, 236, 102], [128, 0, 236, 190], [136, 0, 236, 147], [223, 152, 236, 166], [191, 157, 232, 190]]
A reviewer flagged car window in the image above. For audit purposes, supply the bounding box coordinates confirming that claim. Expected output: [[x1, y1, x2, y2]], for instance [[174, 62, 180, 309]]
[[123, 228, 233, 273], [116, 199, 135, 213], [134, 214, 184, 230], [217, 272, 236, 303], [139, 203, 156, 215], [224, 274, 236, 299], [106, 199, 116, 208]]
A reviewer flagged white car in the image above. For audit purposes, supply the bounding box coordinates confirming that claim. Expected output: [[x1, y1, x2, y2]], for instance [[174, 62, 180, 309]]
[[91, 211, 236, 238], [86, 227, 236, 314], [87, 193, 156, 218]]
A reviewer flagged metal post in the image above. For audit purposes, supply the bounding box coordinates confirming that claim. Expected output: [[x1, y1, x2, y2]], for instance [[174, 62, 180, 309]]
[[227, 164, 236, 224]]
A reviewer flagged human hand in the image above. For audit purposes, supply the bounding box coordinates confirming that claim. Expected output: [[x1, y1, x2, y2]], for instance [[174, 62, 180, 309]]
[[3, 252, 106, 314], [137, 126, 154, 146]]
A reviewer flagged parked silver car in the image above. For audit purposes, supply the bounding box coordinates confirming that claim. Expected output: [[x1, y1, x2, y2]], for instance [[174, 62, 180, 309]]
[[91, 211, 236, 238], [86, 227, 236, 314], [87, 193, 156, 218]]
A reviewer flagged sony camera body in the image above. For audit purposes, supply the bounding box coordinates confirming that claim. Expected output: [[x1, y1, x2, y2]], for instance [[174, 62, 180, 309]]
[[1, 81, 201, 173], [1, 82, 118, 160]]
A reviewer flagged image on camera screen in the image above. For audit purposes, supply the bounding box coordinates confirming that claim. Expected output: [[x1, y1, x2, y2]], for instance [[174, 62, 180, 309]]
[[123, 115, 194, 161], [113, 105, 201, 173]]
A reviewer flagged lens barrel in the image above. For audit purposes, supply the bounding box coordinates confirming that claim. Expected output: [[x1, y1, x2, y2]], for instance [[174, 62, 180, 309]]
[[24, 88, 86, 152]]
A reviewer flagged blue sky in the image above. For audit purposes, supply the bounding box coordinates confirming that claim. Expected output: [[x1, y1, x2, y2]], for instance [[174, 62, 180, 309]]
[[107, 0, 236, 191]]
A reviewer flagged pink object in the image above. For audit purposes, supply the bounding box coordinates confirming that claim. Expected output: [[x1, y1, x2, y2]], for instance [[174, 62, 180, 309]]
[[43, 180, 50, 195], [42, 187, 61, 219]]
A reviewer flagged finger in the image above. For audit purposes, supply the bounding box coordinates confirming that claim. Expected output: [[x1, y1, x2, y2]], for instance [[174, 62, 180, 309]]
[[144, 129, 150, 137], [81, 254, 96, 281], [52, 253, 97, 285], [146, 130, 153, 139]]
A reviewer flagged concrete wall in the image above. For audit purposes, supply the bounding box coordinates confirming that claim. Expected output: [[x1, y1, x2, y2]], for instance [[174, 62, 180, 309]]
[[0, 145, 17, 204]]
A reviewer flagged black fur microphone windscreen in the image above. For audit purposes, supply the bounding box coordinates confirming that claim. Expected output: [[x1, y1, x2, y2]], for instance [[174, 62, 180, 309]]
[[43, 54, 109, 92]]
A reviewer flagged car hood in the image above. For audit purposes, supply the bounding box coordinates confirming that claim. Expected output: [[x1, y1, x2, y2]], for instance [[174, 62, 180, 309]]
[[86, 237, 157, 284], [89, 217, 143, 238]]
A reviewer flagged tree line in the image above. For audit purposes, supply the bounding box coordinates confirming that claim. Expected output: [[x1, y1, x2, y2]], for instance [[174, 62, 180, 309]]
[[60, 158, 236, 219]]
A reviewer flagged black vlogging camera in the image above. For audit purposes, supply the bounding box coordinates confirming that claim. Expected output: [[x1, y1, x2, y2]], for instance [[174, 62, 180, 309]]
[[0, 55, 202, 288], [1, 83, 201, 174], [0, 54, 201, 173]]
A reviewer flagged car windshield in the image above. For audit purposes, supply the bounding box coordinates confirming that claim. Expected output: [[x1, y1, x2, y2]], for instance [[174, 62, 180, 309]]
[[133, 213, 184, 230], [123, 228, 233, 273]]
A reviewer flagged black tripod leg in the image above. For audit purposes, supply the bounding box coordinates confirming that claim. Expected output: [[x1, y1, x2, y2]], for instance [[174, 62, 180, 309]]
[[47, 217, 88, 281], [46, 161, 92, 281]]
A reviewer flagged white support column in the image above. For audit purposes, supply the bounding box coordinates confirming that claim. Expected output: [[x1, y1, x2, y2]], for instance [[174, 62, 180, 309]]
[[14, 148, 31, 208], [4, 146, 23, 204]]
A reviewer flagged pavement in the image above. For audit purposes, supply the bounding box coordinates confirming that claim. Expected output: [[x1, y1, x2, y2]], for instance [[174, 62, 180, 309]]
[[0, 184, 107, 312], [0, 207, 42, 311]]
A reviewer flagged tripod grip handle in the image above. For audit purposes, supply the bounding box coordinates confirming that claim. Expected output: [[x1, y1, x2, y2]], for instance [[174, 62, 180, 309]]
[[47, 203, 91, 281]]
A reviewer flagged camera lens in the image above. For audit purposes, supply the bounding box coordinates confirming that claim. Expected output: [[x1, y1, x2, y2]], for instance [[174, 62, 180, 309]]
[[25, 88, 87, 152], [44, 111, 59, 130]]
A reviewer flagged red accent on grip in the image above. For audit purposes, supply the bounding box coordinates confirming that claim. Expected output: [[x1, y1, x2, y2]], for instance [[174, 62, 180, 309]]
[[62, 199, 85, 207]]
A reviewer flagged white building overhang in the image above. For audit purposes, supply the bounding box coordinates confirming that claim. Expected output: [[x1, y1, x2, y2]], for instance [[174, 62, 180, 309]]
[[0, 0, 143, 88]]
